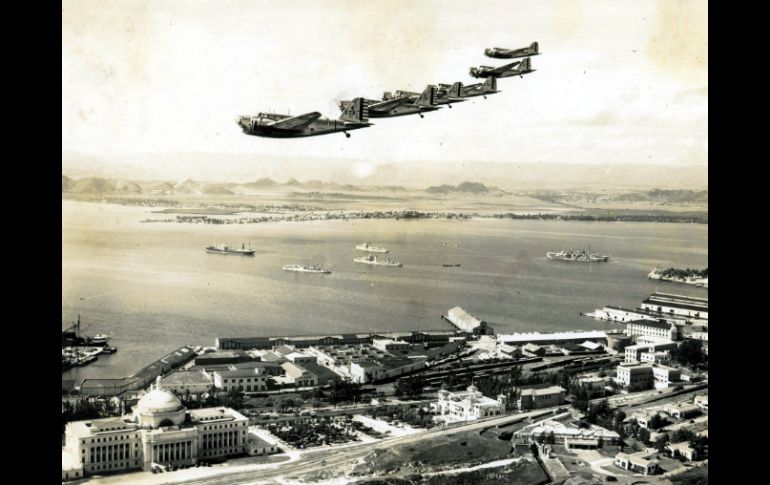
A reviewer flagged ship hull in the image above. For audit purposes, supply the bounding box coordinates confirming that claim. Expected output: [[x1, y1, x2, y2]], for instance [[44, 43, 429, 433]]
[[205, 247, 255, 256]]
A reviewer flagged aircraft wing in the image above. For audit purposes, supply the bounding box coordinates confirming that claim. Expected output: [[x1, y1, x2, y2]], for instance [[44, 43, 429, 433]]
[[269, 112, 322, 130], [487, 60, 522, 74], [367, 96, 411, 111]]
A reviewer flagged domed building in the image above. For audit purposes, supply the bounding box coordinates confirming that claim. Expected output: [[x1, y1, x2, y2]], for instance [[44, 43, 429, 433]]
[[133, 385, 186, 428], [63, 376, 249, 478], [432, 384, 507, 423]]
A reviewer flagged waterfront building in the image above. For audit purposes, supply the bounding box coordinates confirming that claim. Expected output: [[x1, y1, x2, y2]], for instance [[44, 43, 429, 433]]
[[640, 293, 708, 320], [615, 363, 654, 391], [195, 350, 255, 367], [444, 307, 494, 335], [626, 320, 680, 341], [431, 385, 506, 423], [497, 330, 608, 347], [587, 306, 690, 326], [63, 377, 248, 477], [516, 386, 566, 410]]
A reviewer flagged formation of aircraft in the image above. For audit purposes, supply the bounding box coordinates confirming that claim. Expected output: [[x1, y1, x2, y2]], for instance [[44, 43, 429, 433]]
[[484, 42, 540, 59], [237, 42, 538, 138]]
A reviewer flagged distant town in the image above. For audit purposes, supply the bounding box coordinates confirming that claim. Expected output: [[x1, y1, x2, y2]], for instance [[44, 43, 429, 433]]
[[63, 290, 708, 484]]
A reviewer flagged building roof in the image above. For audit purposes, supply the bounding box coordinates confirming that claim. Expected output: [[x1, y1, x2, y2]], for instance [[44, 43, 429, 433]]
[[520, 386, 565, 397], [498, 330, 607, 345], [134, 387, 183, 414], [628, 319, 673, 330], [190, 407, 247, 422], [161, 370, 212, 386]]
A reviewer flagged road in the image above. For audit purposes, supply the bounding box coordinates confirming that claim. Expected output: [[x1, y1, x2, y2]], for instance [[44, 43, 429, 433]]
[[80, 408, 559, 485]]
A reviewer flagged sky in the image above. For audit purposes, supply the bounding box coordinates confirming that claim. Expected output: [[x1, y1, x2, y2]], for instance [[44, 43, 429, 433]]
[[62, 0, 708, 181]]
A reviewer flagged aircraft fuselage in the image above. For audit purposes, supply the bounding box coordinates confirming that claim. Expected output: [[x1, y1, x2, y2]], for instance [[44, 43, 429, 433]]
[[238, 116, 370, 138]]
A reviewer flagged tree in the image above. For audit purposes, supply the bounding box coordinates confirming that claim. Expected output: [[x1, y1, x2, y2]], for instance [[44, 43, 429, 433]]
[[637, 428, 651, 445], [653, 434, 668, 452], [670, 339, 707, 368], [545, 431, 556, 444]]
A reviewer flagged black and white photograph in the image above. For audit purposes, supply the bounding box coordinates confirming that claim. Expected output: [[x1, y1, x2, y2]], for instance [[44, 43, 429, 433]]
[[62, 1, 708, 483]]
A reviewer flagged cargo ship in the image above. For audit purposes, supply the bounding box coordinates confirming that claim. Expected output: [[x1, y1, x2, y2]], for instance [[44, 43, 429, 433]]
[[355, 242, 389, 253], [282, 264, 332, 274], [546, 248, 610, 262], [354, 255, 403, 267], [205, 243, 255, 255]]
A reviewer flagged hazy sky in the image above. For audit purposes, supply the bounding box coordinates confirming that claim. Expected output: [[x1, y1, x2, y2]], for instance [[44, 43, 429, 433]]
[[62, 0, 707, 176]]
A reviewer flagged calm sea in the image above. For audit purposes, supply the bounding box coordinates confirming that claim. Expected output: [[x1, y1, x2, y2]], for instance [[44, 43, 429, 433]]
[[62, 201, 707, 380]]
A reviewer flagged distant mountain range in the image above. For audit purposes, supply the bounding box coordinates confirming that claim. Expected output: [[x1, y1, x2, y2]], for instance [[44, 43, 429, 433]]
[[611, 189, 708, 204], [425, 182, 504, 195], [61, 175, 409, 195], [62, 151, 707, 191]]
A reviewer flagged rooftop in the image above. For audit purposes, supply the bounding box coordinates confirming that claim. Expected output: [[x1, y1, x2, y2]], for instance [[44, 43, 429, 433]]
[[161, 370, 212, 386], [498, 330, 607, 344]]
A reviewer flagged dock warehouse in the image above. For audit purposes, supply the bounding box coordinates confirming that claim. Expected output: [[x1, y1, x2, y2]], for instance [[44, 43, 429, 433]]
[[444, 307, 494, 335], [497, 330, 608, 347]]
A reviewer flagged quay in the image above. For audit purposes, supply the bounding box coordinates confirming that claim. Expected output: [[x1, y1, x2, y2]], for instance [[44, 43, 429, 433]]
[[72, 346, 197, 396]]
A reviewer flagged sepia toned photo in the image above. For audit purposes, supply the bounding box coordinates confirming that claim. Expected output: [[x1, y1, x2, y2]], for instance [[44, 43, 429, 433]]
[[62, 1, 708, 484]]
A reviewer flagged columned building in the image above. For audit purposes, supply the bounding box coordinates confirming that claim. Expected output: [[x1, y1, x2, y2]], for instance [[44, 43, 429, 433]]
[[63, 377, 248, 478]]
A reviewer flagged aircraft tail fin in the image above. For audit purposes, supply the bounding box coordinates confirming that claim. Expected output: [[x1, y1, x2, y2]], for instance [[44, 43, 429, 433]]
[[484, 76, 497, 91], [339, 97, 369, 123], [414, 86, 437, 107], [520, 57, 532, 72], [531, 42, 539, 54], [449, 82, 462, 98]]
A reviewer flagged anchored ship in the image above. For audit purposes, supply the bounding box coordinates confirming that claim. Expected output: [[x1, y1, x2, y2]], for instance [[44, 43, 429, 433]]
[[205, 243, 255, 256], [354, 254, 403, 267], [355, 242, 389, 253], [283, 264, 332, 274], [546, 248, 610, 262]]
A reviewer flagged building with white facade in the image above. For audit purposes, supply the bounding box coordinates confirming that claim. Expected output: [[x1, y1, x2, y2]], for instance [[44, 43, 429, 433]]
[[694, 394, 708, 411], [625, 340, 678, 364], [280, 362, 318, 387], [372, 338, 411, 352], [431, 385, 506, 423], [651, 365, 681, 388], [444, 307, 493, 335], [626, 320, 680, 341], [62, 377, 248, 478], [614, 450, 660, 475], [514, 418, 619, 444], [640, 350, 671, 365], [615, 363, 654, 391], [211, 366, 268, 392], [160, 370, 213, 396]]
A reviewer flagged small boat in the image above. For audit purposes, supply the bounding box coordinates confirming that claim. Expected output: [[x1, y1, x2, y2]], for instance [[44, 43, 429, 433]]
[[283, 264, 331, 274], [354, 255, 402, 267], [442, 264, 461, 267], [102, 346, 118, 354], [205, 243, 255, 256], [355, 242, 389, 253]]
